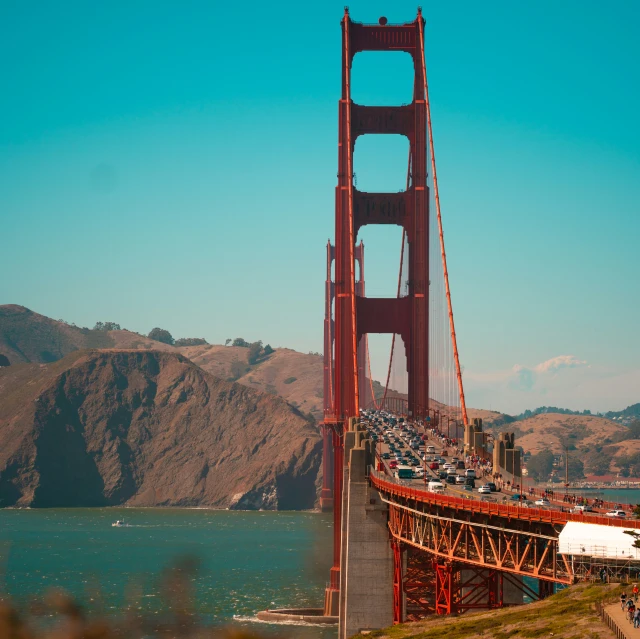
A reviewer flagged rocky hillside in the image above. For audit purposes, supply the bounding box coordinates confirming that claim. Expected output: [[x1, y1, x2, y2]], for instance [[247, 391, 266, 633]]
[[0, 350, 321, 509]]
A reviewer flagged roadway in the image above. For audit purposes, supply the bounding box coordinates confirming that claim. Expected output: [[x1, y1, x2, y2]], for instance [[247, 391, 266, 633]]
[[364, 412, 498, 504], [363, 410, 639, 517]]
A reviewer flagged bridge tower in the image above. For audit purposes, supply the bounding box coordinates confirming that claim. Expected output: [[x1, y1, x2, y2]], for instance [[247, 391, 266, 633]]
[[325, 8, 433, 630]]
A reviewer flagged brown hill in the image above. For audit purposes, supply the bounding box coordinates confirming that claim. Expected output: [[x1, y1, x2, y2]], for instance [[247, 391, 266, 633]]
[[177, 345, 325, 419], [515, 413, 626, 455], [0, 305, 115, 363], [0, 350, 321, 509]]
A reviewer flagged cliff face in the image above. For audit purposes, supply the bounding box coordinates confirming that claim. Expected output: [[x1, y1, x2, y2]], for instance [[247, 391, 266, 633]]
[[0, 350, 321, 510]]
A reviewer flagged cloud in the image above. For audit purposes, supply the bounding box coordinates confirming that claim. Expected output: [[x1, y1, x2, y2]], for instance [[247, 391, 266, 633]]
[[463, 354, 639, 415], [507, 355, 588, 392], [510, 365, 536, 391], [533, 355, 588, 374]]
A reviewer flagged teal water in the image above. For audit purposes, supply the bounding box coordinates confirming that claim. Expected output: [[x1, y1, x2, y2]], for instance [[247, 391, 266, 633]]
[[0, 509, 337, 638], [601, 489, 640, 505]]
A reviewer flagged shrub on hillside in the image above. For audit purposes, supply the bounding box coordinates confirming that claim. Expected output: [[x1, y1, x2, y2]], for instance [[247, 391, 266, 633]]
[[94, 321, 121, 331], [247, 341, 263, 364], [232, 338, 249, 347], [148, 328, 174, 345], [228, 359, 249, 381], [174, 338, 208, 347], [283, 377, 297, 385]]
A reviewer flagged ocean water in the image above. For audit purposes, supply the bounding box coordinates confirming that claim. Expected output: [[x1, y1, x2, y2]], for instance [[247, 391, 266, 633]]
[[0, 508, 337, 638], [600, 489, 640, 505]]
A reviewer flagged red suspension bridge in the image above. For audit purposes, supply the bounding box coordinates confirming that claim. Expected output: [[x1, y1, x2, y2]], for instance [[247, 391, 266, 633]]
[[267, 9, 640, 639]]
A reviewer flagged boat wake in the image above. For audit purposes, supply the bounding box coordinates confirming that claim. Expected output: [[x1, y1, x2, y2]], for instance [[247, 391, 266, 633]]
[[232, 614, 331, 628]]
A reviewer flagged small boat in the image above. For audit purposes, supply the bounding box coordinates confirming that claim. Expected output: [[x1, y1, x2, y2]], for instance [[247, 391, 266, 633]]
[[112, 519, 127, 527]]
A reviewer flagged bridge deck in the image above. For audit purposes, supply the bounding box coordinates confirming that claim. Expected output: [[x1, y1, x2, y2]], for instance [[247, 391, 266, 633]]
[[370, 470, 640, 530]]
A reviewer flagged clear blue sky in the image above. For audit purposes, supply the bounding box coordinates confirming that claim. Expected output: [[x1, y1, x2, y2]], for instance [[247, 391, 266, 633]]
[[1, 1, 638, 414]]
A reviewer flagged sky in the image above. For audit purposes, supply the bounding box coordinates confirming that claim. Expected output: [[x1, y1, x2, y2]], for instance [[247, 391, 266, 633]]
[[1, 1, 638, 415]]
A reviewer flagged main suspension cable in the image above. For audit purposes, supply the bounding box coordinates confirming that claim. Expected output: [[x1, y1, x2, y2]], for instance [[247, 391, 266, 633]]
[[418, 11, 469, 426]]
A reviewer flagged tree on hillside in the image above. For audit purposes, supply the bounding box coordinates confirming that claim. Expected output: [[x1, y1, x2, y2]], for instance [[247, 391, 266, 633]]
[[247, 341, 263, 364], [225, 339, 232, 346], [232, 338, 249, 347], [148, 327, 174, 345], [94, 321, 121, 331], [567, 455, 585, 480], [526, 449, 555, 482], [229, 359, 248, 381], [264, 344, 274, 356], [174, 338, 208, 347]]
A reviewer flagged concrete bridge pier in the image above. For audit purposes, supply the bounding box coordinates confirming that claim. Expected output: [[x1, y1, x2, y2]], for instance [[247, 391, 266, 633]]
[[339, 430, 394, 639]]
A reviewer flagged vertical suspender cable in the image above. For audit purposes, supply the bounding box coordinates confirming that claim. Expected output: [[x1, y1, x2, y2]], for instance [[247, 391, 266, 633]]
[[343, 14, 360, 417], [418, 14, 469, 427]]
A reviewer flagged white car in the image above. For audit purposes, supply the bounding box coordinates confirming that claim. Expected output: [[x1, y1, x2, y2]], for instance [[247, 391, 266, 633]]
[[534, 498, 551, 507], [455, 475, 466, 484], [606, 510, 626, 518], [478, 485, 492, 494]]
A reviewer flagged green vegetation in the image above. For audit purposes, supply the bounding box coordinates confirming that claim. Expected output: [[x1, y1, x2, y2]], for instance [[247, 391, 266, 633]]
[[264, 344, 274, 355], [228, 359, 249, 381], [526, 449, 555, 481], [232, 338, 250, 347], [364, 582, 624, 639], [516, 406, 593, 420], [93, 321, 121, 331], [248, 341, 263, 364], [148, 327, 174, 345], [283, 377, 297, 385], [174, 337, 208, 347], [567, 455, 585, 480]]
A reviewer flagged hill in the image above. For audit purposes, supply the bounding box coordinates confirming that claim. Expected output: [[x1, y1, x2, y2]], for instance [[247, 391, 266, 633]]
[[364, 581, 620, 639], [0, 305, 115, 363], [177, 344, 324, 419], [515, 413, 625, 455], [0, 350, 321, 509]]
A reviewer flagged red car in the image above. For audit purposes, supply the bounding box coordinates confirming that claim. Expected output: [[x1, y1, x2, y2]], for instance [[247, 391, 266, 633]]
[[429, 462, 439, 470], [389, 461, 398, 469]]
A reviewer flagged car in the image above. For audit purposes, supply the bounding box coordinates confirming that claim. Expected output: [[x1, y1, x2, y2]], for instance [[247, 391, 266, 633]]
[[477, 485, 492, 494], [446, 475, 456, 485], [462, 484, 473, 492], [439, 471, 448, 480], [382, 453, 391, 460], [451, 457, 459, 463], [455, 475, 466, 484], [389, 461, 398, 469], [510, 494, 526, 501], [410, 459, 420, 466], [423, 456, 433, 462], [464, 469, 476, 478], [606, 510, 627, 518], [572, 504, 593, 512], [534, 498, 551, 507], [465, 477, 475, 488], [456, 461, 466, 470], [485, 482, 497, 492]]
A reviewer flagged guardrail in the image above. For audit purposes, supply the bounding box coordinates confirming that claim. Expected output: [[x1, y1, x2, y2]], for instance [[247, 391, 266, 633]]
[[369, 468, 640, 530]]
